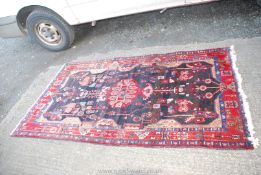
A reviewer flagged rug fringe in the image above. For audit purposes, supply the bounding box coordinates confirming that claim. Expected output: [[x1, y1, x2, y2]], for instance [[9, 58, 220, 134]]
[[229, 45, 259, 148]]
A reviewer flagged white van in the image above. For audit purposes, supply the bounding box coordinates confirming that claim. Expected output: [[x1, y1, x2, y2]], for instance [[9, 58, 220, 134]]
[[0, 0, 260, 51]]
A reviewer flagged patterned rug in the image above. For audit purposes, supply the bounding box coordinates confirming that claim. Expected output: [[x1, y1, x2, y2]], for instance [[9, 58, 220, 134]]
[[11, 47, 256, 149]]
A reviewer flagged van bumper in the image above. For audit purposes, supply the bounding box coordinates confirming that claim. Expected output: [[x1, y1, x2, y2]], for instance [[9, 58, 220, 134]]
[[0, 16, 24, 38]]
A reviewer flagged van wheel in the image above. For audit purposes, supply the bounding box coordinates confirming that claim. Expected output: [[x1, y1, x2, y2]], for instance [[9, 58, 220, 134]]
[[26, 9, 75, 51]]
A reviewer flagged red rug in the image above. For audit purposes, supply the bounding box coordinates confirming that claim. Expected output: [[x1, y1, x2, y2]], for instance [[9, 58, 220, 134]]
[[11, 47, 256, 149]]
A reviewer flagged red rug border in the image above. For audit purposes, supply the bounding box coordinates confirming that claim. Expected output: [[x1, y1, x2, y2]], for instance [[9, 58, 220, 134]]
[[10, 47, 256, 149]]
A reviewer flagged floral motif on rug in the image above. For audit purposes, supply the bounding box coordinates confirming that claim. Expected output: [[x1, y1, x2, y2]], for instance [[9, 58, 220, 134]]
[[11, 47, 255, 149]]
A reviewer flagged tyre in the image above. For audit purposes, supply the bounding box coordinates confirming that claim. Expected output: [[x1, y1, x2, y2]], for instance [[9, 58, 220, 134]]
[[26, 9, 75, 51], [257, 0, 261, 7]]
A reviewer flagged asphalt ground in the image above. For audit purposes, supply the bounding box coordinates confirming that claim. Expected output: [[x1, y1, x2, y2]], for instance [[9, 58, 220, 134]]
[[1, 37, 261, 175], [0, 0, 261, 174]]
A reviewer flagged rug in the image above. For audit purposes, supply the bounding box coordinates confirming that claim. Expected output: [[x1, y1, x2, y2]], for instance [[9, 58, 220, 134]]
[[11, 47, 256, 149]]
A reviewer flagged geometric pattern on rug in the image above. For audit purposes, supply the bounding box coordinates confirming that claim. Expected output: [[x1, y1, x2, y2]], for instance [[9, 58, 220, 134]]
[[11, 47, 254, 149]]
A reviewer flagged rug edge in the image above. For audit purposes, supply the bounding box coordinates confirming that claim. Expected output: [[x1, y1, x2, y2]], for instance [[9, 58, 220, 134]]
[[229, 45, 259, 148], [9, 64, 68, 136], [67, 47, 234, 65], [10, 48, 258, 149]]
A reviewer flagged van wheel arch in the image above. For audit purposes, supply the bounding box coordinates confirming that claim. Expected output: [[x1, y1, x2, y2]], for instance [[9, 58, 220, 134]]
[[16, 6, 67, 34], [17, 6, 75, 51]]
